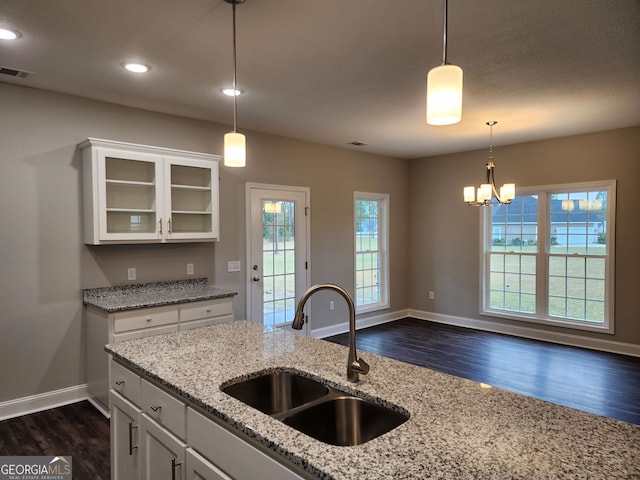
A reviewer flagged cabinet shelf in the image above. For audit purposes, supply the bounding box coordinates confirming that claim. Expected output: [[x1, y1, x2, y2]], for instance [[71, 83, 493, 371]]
[[171, 184, 211, 192], [172, 210, 211, 215], [107, 179, 155, 187], [107, 208, 156, 213]]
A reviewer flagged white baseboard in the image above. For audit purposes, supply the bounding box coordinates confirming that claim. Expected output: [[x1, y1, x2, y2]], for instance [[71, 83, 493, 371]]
[[408, 309, 640, 358], [0, 384, 89, 421], [310, 309, 409, 338]]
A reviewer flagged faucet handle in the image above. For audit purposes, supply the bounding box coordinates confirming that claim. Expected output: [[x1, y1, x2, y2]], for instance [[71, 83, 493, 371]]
[[353, 357, 370, 375]]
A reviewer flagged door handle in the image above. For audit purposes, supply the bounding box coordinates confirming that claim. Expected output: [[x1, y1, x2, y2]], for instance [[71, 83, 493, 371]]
[[252, 276, 260, 282]]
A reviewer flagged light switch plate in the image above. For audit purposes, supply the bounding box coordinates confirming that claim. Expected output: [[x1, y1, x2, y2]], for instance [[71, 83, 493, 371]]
[[228, 261, 241, 272]]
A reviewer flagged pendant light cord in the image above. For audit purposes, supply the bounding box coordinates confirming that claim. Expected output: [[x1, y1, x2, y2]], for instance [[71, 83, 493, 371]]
[[441, 0, 449, 65], [232, 2, 238, 133]]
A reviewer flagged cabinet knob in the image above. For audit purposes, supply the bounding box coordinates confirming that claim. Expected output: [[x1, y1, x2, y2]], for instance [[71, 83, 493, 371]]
[[115, 380, 125, 386], [146, 318, 153, 322], [150, 405, 162, 412]]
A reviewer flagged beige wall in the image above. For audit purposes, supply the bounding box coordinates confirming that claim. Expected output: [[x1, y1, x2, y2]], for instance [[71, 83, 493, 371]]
[[408, 126, 640, 345], [1, 81, 638, 406], [0, 83, 409, 403]]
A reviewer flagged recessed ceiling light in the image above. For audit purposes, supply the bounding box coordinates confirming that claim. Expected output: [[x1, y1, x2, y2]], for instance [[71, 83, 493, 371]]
[[124, 63, 150, 73], [0, 28, 20, 40], [221, 87, 243, 97]]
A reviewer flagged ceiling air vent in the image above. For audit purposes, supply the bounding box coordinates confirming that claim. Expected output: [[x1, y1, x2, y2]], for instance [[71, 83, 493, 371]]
[[0, 66, 32, 79]]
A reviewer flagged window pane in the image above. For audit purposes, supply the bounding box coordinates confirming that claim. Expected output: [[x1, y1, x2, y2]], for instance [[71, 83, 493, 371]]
[[355, 195, 387, 309], [485, 182, 613, 330]]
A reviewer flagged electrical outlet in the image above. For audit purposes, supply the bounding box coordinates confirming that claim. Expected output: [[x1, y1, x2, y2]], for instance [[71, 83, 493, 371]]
[[227, 261, 241, 272], [186, 263, 194, 275], [429, 291, 435, 300], [128, 267, 136, 281]]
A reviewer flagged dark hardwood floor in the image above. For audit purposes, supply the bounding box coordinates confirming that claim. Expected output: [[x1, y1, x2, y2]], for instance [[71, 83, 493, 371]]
[[325, 318, 640, 425], [0, 400, 110, 480], [0, 319, 638, 480]]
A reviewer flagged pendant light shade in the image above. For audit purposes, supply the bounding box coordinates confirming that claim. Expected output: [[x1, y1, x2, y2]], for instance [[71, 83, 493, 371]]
[[223, 0, 246, 167], [426, 64, 463, 125], [224, 131, 246, 167], [426, 0, 463, 126]]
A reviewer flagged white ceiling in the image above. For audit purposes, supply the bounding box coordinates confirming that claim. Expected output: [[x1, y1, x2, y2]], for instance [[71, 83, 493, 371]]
[[1, 0, 639, 159]]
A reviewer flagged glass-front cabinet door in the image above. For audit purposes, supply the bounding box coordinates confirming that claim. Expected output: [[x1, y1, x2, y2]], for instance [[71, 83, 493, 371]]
[[164, 157, 219, 241], [99, 149, 163, 242]]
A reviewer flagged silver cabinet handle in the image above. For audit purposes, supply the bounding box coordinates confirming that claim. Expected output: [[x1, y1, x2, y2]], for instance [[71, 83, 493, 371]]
[[171, 457, 182, 480], [150, 405, 161, 412], [159, 218, 163, 235], [128, 421, 138, 455], [168, 218, 172, 234], [115, 380, 125, 386]]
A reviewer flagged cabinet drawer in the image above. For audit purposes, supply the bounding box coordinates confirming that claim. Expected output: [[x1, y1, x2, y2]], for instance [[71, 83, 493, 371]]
[[111, 360, 141, 406], [187, 409, 304, 480], [113, 324, 178, 343], [179, 315, 233, 332], [180, 299, 232, 322], [114, 306, 178, 334], [141, 380, 186, 441]]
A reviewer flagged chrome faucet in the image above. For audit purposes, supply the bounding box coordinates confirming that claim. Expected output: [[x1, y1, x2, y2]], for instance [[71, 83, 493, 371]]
[[292, 283, 370, 383]]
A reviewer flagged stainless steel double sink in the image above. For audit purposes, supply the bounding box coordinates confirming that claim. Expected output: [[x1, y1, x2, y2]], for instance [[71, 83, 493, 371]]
[[221, 370, 409, 446]]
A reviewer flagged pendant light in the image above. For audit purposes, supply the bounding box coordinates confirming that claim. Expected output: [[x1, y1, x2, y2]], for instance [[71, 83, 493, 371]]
[[223, 0, 246, 167], [463, 122, 515, 206], [427, 0, 463, 126]]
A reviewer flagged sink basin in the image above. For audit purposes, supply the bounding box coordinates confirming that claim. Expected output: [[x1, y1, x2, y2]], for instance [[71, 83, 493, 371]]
[[283, 396, 409, 446], [221, 370, 409, 446], [222, 371, 329, 415]]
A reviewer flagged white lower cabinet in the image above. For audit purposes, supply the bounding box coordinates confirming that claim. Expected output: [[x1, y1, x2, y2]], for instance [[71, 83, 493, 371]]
[[110, 363, 308, 480], [87, 297, 233, 414], [187, 409, 304, 480], [185, 449, 231, 480], [140, 414, 187, 480], [110, 392, 141, 480]]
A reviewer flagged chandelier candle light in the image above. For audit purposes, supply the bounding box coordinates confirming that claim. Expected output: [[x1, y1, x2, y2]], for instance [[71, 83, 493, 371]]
[[464, 122, 516, 206], [426, 0, 463, 125], [223, 0, 246, 167]]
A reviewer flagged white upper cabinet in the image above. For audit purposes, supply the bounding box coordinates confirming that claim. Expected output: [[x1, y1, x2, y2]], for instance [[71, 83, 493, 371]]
[[81, 138, 220, 244]]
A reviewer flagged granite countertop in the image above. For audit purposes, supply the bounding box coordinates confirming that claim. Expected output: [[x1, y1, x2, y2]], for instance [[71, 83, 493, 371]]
[[83, 278, 237, 313], [106, 321, 640, 480]]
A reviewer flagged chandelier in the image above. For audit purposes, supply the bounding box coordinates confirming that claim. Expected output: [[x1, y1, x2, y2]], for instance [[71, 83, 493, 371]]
[[463, 122, 515, 206]]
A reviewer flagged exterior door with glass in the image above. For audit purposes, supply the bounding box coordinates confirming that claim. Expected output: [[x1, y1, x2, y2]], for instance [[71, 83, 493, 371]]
[[246, 184, 310, 331]]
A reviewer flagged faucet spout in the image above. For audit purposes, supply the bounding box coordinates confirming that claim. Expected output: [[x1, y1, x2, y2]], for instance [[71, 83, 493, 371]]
[[292, 283, 369, 383]]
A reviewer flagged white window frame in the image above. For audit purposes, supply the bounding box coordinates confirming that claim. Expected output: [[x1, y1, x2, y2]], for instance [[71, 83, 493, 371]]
[[354, 192, 389, 314], [481, 180, 616, 333]]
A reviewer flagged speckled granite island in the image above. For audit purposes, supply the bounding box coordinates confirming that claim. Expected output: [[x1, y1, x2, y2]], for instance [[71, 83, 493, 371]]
[[106, 320, 640, 479], [83, 279, 237, 413]]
